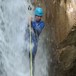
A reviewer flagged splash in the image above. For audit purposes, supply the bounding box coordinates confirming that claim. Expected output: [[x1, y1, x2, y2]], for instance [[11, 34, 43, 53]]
[[0, 0, 48, 76], [0, 0, 33, 76]]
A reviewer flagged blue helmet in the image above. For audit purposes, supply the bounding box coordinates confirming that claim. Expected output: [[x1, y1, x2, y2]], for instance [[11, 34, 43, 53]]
[[34, 7, 44, 16]]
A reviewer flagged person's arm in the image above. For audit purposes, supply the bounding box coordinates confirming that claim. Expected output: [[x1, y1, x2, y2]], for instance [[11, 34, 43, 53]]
[[35, 22, 45, 36], [31, 22, 45, 37]]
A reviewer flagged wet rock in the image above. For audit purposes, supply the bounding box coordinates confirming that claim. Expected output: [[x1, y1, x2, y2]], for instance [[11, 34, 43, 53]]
[[57, 26, 76, 76]]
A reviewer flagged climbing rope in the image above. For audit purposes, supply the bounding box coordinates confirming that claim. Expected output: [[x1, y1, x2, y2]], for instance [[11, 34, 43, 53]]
[[29, 19, 33, 76], [27, 0, 33, 75]]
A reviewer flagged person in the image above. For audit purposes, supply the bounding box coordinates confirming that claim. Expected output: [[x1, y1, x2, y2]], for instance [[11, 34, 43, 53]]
[[29, 7, 45, 60]]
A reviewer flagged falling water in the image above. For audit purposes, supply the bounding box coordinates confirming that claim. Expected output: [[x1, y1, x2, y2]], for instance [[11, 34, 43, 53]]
[[0, 0, 48, 76]]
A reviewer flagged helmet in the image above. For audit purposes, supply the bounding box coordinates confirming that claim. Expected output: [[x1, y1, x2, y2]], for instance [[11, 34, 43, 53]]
[[34, 7, 44, 16]]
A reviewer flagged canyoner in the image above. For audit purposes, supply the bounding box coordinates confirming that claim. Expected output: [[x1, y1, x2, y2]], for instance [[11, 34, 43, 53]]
[[28, 7, 45, 76]]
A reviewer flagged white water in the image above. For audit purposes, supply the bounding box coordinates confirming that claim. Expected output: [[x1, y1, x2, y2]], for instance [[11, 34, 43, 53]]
[[0, 0, 48, 76]]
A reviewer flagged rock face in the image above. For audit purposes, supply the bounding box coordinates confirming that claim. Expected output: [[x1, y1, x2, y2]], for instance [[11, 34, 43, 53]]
[[56, 26, 76, 76], [33, 0, 76, 76]]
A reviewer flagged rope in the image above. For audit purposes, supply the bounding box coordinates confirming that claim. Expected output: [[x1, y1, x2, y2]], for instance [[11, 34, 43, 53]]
[[27, 0, 33, 75], [29, 20, 33, 76]]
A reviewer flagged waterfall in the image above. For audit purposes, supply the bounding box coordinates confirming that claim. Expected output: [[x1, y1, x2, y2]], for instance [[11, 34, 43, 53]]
[[0, 0, 48, 76]]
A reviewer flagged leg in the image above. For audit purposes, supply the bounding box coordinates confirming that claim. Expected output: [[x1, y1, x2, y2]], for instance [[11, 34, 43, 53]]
[[29, 41, 38, 76]]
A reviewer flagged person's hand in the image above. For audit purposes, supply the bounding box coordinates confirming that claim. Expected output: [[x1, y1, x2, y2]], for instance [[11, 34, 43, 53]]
[[28, 16, 34, 33], [28, 16, 33, 26]]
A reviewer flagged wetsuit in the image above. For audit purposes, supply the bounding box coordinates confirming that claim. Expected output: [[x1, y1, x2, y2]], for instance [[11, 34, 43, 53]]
[[30, 20, 45, 59]]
